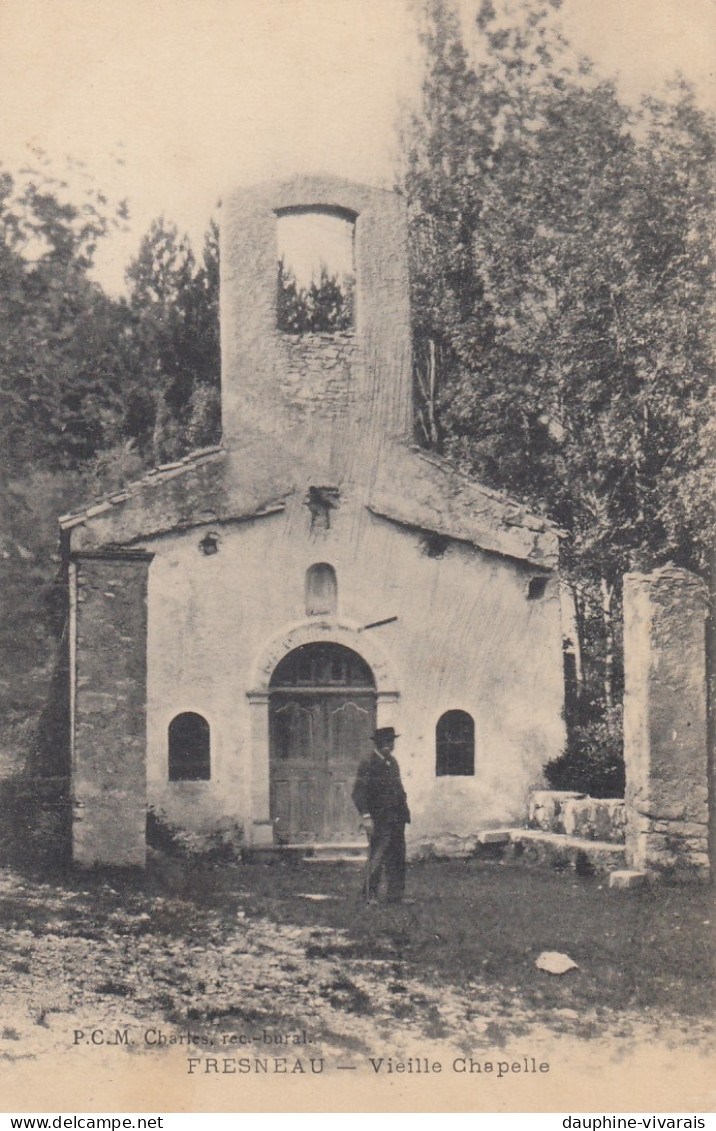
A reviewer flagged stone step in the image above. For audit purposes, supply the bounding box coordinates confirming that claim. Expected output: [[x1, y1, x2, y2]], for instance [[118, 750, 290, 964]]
[[263, 841, 369, 865], [243, 841, 368, 865], [302, 841, 368, 854], [301, 854, 367, 865], [300, 842, 368, 865], [527, 792, 626, 844], [478, 828, 626, 876], [609, 869, 647, 889]]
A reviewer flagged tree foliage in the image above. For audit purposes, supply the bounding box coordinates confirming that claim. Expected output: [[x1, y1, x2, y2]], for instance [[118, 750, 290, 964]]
[[544, 706, 625, 798], [124, 216, 221, 461], [0, 165, 133, 470], [405, 0, 715, 734], [277, 258, 354, 334], [0, 164, 221, 740], [0, 165, 221, 477], [407, 0, 714, 576]]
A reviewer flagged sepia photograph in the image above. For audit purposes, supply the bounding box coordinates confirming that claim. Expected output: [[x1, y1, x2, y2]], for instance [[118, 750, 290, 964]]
[[0, 0, 714, 1116]]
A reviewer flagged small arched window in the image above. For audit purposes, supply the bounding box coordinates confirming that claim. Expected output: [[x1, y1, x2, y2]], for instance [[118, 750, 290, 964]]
[[168, 712, 210, 781], [305, 563, 337, 616], [436, 710, 475, 777]]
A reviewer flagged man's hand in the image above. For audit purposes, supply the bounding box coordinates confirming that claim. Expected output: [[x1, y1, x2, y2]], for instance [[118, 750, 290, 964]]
[[360, 815, 374, 837]]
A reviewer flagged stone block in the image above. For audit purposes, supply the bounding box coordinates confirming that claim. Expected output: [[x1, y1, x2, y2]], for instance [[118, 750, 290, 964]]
[[417, 833, 479, 859], [73, 793, 146, 868], [528, 790, 585, 833], [251, 819, 276, 848], [562, 797, 626, 843], [506, 829, 626, 875], [608, 870, 647, 890], [477, 830, 511, 845], [680, 821, 709, 838]]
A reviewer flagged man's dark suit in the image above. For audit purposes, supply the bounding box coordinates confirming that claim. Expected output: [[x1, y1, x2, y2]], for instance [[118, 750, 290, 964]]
[[352, 745, 410, 902]]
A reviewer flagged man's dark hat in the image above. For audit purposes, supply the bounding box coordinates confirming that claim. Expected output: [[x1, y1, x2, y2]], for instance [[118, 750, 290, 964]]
[[373, 726, 399, 742]]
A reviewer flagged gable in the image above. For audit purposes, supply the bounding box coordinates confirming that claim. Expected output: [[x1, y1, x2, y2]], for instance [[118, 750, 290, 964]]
[[60, 446, 291, 552], [369, 445, 559, 569]]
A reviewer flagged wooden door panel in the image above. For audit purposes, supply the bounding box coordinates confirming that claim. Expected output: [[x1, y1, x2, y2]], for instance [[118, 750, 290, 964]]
[[270, 773, 325, 844], [270, 698, 327, 843], [328, 698, 374, 762], [271, 699, 317, 761], [269, 775, 291, 844], [325, 697, 375, 840], [324, 773, 363, 841], [294, 775, 323, 842], [269, 645, 377, 843]]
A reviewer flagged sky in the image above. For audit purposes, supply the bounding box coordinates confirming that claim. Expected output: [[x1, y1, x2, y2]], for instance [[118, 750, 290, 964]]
[[278, 211, 355, 287], [0, 0, 713, 293]]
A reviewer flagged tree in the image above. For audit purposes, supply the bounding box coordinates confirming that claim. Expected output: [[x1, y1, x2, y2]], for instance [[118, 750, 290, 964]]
[[0, 162, 134, 471], [0, 164, 222, 760], [277, 258, 354, 333], [405, 0, 715, 732], [0, 159, 222, 476], [124, 215, 221, 460]]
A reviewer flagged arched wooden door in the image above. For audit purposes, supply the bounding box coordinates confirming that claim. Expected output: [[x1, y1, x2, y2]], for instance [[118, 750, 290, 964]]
[[269, 643, 377, 844]]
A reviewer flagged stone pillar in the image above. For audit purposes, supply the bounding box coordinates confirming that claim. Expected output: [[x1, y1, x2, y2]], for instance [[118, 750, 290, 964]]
[[71, 550, 153, 867], [623, 565, 710, 881], [246, 692, 274, 847]]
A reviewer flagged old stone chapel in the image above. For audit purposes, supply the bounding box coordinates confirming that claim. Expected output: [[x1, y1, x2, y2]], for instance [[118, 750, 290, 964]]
[[60, 176, 564, 867]]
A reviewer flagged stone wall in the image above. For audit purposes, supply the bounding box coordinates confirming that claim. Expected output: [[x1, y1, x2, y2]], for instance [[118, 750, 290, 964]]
[[71, 551, 152, 867], [279, 331, 357, 421], [528, 790, 626, 843], [623, 566, 710, 881]]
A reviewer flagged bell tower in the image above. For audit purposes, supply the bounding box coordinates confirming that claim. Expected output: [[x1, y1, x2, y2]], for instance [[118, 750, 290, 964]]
[[219, 176, 412, 478]]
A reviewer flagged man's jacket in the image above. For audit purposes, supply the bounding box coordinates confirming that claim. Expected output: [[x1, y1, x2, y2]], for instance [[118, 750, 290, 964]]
[[352, 750, 411, 826]]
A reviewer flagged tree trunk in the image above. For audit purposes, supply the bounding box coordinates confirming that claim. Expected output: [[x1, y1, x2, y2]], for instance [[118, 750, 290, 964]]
[[706, 546, 715, 877], [562, 582, 585, 728], [415, 338, 440, 450], [601, 577, 615, 710]]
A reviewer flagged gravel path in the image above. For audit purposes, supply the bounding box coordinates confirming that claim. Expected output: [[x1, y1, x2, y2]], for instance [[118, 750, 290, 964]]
[[1, 866, 713, 1112]]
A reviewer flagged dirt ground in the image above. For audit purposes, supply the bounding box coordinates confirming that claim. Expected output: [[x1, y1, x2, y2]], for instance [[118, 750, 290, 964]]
[[1, 855, 714, 1113]]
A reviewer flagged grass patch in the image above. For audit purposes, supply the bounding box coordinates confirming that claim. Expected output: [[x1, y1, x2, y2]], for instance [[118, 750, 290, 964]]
[[184, 856, 714, 1019], [0, 856, 712, 1036]]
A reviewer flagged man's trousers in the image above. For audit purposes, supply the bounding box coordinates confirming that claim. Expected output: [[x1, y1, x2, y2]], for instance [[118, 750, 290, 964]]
[[364, 820, 406, 902]]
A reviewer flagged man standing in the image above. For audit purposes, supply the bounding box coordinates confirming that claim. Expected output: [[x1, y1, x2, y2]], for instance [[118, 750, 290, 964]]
[[352, 726, 410, 904]]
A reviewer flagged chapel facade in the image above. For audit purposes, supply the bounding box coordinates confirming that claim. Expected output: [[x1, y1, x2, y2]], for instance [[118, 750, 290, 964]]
[[60, 176, 564, 867]]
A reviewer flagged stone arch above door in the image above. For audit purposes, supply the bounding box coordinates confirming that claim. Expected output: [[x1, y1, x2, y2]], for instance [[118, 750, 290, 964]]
[[249, 620, 399, 699]]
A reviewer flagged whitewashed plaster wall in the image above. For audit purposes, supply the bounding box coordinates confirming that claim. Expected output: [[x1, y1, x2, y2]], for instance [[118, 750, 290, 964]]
[[144, 489, 564, 849]]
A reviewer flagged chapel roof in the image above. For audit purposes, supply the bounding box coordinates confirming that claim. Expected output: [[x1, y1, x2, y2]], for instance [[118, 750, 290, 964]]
[[61, 440, 559, 568], [371, 445, 559, 569]]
